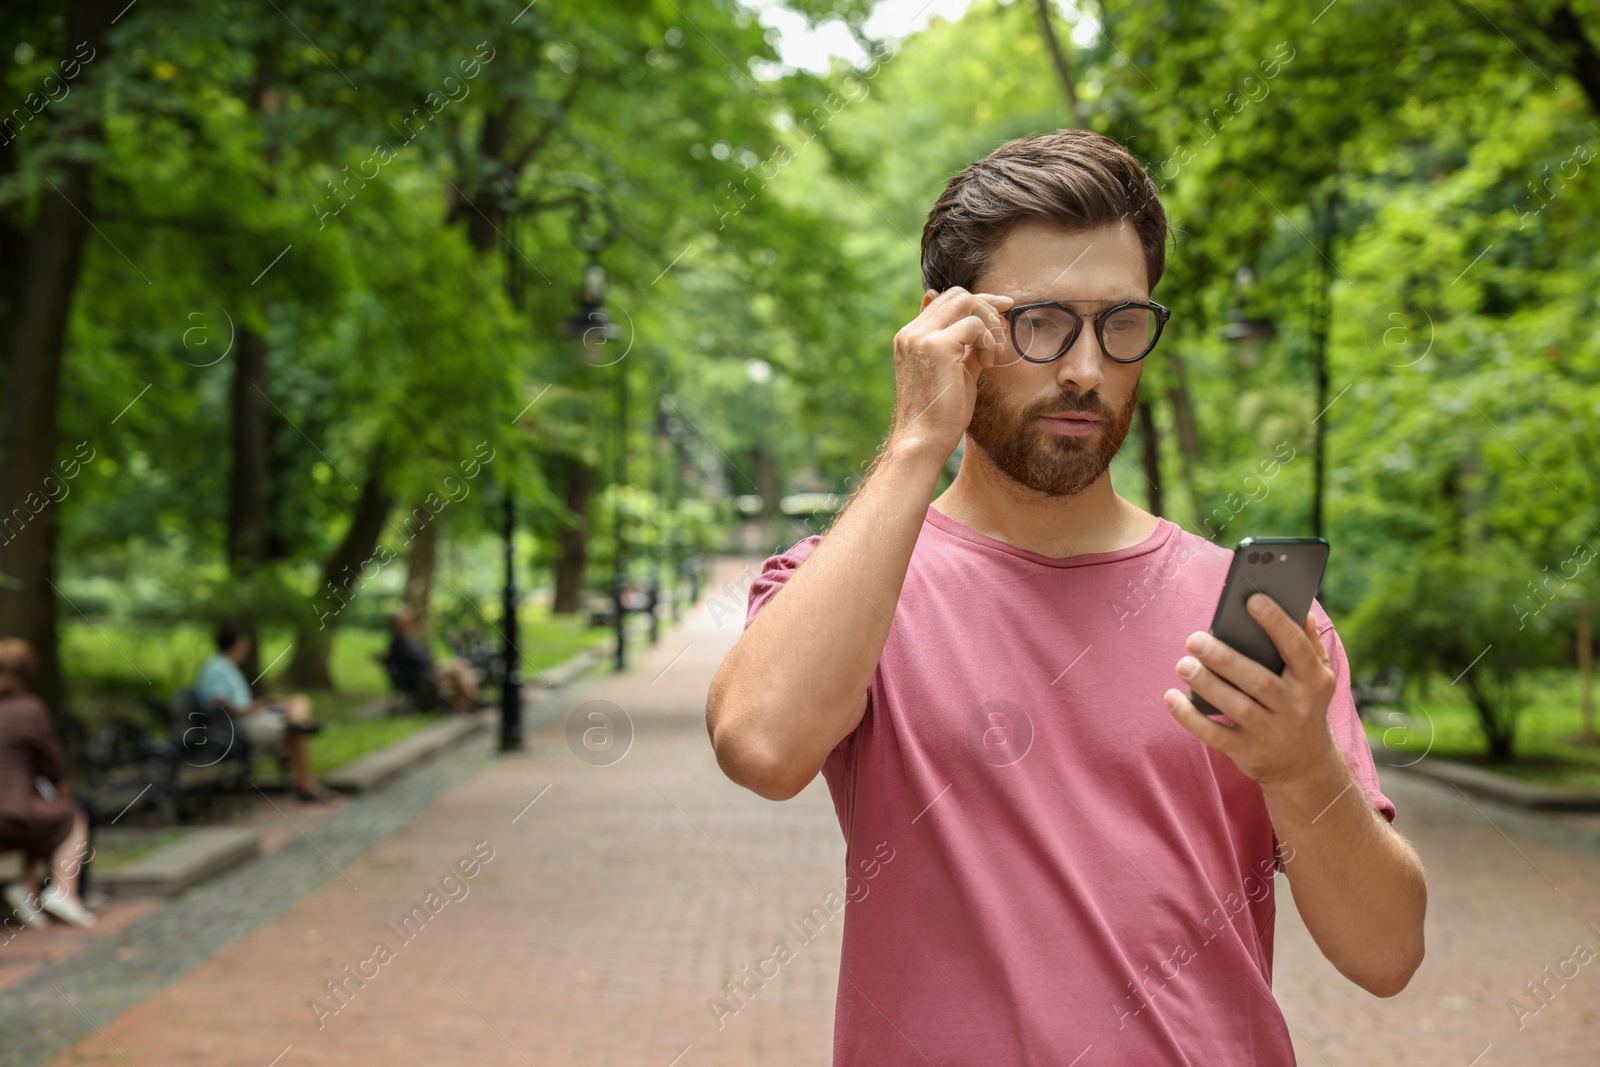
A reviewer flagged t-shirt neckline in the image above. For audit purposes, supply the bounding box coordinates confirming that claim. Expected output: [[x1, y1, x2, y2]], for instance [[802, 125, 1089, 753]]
[[924, 502, 1177, 569]]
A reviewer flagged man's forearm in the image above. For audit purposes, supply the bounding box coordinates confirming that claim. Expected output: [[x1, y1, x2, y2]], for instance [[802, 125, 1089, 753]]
[[1264, 755, 1427, 996], [707, 437, 946, 797]]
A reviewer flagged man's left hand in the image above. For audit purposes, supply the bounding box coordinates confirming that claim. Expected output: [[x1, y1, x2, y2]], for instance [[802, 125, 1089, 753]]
[[1162, 592, 1342, 788]]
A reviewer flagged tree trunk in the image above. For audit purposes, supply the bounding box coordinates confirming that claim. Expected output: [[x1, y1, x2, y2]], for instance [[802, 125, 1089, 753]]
[[0, 182, 84, 707], [227, 242, 274, 565], [465, 107, 512, 253], [1137, 398, 1162, 517], [404, 511, 440, 638], [1167, 355, 1204, 529], [0, 0, 120, 708], [285, 443, 395, 690], [1464, 674, 1515, 761], [226, 327, 271, 679], [1579, 602, 1595, 743], [551, 454, 594, 615], [1536, 4, 1600, 117], [752, 447, 781, 518], [218, 47, 284, 681]]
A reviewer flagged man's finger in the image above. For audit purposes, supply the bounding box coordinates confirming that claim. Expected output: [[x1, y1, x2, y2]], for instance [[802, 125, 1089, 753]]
[[938, 314, 993, 353], [1186, 631, 1288, 713], [1177, 656, 1265, 726], [1246, 593, 1325, 680], [1163, 688, 1239, 751], [923, 288, 1013, 332]]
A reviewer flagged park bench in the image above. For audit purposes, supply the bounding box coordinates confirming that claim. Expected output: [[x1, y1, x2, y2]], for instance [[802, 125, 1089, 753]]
[[45, 693, 256, 825]]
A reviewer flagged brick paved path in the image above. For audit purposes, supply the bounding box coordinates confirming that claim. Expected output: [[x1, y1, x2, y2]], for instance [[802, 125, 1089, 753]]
[[28, 557, 1600, 1065]]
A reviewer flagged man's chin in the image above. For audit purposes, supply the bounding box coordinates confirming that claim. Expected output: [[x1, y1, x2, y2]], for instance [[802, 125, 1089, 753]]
[[968, 433, 1107, 498]]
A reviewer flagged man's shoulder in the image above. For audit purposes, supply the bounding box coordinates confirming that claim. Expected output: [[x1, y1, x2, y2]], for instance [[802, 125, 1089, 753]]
[[1164, 523, 1234, 573]]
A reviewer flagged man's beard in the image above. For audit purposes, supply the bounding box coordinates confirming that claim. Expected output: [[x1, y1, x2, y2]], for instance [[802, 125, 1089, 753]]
[[965, 376, 1138, 497]]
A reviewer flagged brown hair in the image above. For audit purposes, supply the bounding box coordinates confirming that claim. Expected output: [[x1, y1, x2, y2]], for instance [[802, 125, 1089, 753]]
[[920, 128, 1167, 295], [0, 638, 38, 695]]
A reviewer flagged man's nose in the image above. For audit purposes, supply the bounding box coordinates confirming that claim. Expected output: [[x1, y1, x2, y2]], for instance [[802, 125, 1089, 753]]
[[1054, 325, 1105, 396]]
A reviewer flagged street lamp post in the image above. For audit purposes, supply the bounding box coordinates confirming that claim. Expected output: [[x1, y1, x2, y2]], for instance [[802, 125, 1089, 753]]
[[614, 347, 628, 668], [498, 491, 522, 752], [497, 188, 531, 755], [561, 274, 623, 670], [493, 176, 620, 750], [556, 182, 622, 670], [655, 402, 683, 624]]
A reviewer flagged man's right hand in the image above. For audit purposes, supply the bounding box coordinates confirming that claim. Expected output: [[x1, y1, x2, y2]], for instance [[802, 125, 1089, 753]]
[[888, 287, 1015, 460]]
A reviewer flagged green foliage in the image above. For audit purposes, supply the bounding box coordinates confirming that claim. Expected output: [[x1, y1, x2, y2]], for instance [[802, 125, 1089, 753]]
[[1364, 668, 1600, 791], [1346, 548, 1569, 757], [9, 0, 1600, 762]]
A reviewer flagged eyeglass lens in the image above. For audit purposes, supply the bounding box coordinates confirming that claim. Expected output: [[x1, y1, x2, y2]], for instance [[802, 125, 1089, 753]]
[[1012, 305, 1158, 362]]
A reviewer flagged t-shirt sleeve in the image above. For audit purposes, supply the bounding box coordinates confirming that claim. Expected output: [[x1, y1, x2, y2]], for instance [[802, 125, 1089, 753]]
[[1318, 613, 1397, 825], [744, 535, 824, 628]]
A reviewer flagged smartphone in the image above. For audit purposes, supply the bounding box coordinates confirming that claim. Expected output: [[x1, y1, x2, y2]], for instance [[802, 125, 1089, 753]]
[[1190, 536, 1330, 719]]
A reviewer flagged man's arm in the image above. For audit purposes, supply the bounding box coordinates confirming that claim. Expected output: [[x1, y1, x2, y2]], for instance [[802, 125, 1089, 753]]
[[707, 439, 942, 800], [1261, 748, 1426, 997], [706, 286, 1014, 801], [1164, 593, 1426, 997]]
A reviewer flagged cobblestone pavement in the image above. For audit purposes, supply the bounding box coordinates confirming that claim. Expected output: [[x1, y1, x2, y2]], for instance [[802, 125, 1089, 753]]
[[0, 783, 352, 996], [11, 557, 1600, 1065]]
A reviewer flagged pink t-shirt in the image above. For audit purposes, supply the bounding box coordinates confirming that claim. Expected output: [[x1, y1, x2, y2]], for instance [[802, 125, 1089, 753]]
[[743, 503, 1394, 1066]]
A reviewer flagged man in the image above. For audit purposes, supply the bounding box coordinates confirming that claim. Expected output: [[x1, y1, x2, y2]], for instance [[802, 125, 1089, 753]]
[[706, 129, 1426, 1064], [387, 606, 480, 713], [194, 626, 330, 802]]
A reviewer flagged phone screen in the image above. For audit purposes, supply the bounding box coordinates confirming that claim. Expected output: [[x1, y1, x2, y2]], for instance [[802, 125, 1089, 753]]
[[1190, 536, 1330, 719]]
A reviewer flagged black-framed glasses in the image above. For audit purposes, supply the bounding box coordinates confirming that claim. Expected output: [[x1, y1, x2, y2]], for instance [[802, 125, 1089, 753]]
[[1001, 299, 1171, 364]]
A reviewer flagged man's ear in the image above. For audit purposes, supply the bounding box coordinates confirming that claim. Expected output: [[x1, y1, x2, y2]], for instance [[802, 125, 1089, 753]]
[[921, 287, 937, 311]]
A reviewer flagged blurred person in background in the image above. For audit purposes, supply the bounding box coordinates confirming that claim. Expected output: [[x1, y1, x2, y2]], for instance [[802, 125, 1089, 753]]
[[388, 606, 480, 713], [195, 625, 331, 801], [0, 638, 96, 928]]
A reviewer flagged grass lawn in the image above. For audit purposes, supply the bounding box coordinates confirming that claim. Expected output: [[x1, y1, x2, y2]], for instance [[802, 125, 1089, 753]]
[[308, 714, 438, 775], [60, 603, 618, 778], [1362, 668, 1600, 792]]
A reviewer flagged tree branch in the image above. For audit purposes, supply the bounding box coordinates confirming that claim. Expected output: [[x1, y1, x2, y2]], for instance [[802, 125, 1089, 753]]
[[1033, 0, 1085, 127], [508, 71, 586, 175]]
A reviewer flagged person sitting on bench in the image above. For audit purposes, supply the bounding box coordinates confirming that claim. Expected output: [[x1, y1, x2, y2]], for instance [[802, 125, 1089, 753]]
[[387, 607, 480, 713], [194, 626, 331, 802], [0, 638, 96, 928]]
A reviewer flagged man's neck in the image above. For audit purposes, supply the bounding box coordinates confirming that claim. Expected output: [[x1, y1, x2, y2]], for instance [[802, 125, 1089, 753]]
[[930, 444, 1159, 559]]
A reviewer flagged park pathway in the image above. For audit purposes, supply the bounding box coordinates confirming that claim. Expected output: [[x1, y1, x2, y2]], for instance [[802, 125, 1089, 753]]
[[38, 556, 1600, 1066]]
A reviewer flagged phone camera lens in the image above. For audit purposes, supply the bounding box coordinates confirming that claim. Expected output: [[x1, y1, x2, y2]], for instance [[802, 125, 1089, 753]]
[[1247, 551, 1260, 563], [1261, 554, 1273, 565]]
